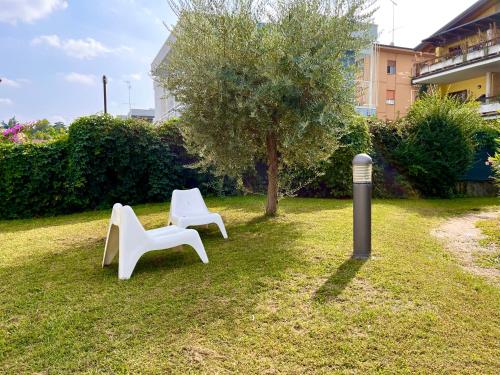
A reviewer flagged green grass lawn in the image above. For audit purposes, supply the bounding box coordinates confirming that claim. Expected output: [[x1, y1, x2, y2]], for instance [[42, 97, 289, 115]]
[[1, 197, 499, 374], [476, 216, 500, 269]]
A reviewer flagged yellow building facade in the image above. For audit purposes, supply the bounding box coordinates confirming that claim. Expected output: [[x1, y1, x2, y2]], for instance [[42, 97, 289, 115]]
[[413, 0, 500, 118]]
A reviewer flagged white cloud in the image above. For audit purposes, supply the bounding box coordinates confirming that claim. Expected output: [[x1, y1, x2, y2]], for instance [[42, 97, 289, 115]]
[[0, 0, 67, 24], [1, 77, 30, 88], [0, 98, 13, 106], [1, 78, 20, 88], [32, 34, 60, 47], [123, 73, 142, 81], [64, 73, 97, 86], [32, 34, 133, 59]]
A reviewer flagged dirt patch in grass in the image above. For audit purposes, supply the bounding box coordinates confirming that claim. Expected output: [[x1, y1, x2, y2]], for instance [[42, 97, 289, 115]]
[[432, 210, 500, 284]]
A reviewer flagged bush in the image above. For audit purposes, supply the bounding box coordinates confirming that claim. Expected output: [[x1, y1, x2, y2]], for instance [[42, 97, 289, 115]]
[[299, 116, 371, 198], [394, 92, 483, 197], [0, 115, 238, 219], [155, 119, 238, 197], [489, 138, 500, 191], [0, 138, 69, 219], [67, 115, 165, 209]]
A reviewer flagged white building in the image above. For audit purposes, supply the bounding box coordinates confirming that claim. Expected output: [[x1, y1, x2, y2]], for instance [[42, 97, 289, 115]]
[[117, 108, 155, 122], [151, 33, 181, 123]]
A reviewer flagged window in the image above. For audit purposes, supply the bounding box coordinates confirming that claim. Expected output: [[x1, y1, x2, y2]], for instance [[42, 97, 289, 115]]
[[448, 46, 462, 56], [449, 90, 468, 102], [387, 60, 396, 75], [386, 90, 395, 105]]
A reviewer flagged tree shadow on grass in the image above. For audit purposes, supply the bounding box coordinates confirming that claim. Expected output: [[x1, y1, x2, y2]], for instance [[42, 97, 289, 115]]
[[314, 257, 367, 303], [280, 197, 352, 214]]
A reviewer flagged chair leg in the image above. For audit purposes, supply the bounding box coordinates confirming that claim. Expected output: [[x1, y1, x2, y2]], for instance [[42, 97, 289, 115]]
[[185, 233, 209, 264], [118, 250, 142, 280], [214, 215, 228, 239], [103, 225, 119, 267]]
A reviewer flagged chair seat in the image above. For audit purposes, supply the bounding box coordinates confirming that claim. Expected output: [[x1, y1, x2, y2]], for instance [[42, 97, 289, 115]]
[[147, 225, 185, 237], [168, 188, 228, 239], [173, 213, 220, 226], [102, 204, 208, 279]]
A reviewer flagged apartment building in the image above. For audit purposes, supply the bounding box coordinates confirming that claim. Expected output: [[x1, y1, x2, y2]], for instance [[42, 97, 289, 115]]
[[413, 0, 500, 118], [151, 28, 433, 123], [356, 44, 434, 121]]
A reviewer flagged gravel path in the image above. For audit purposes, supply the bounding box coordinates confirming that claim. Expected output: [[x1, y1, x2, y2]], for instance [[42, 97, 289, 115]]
[[432, 210, 500, 284]]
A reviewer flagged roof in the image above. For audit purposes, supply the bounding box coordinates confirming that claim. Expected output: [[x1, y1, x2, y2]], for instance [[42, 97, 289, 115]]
[[376, 43, 434, 56], [422, 13, 500, 46], [377, 43, 417, 52], [129, 108, 155, 118], [415, 0, 498, 51], [151, 32, 176, 70]]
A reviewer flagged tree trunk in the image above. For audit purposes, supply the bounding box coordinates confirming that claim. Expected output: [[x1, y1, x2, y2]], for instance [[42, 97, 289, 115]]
[[266, 130, 279, 216]]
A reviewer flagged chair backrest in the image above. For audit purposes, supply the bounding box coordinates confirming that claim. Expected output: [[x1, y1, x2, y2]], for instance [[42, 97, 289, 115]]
[[171, 188, 209, 217], [103, 204, 146, 266], [120, 206, 147, 235], [110, 203, 123, 226]]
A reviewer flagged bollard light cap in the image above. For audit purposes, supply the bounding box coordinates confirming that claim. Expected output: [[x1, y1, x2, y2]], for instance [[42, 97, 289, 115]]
[[352, 153, 372, 166]]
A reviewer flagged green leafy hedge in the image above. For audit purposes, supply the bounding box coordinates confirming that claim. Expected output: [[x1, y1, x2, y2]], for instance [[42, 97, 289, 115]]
[[0, 115, 236, 219], [66, 115, 188, 209], [155, 120, 238, 198], [371, 92, 497, 197], [0, 138, 69, 219], [299, 116, 371, 198]]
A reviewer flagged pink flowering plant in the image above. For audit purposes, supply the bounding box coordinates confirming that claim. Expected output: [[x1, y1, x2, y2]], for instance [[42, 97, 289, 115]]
[[1, 120, 66, 144], [1, 123, 27, 144]]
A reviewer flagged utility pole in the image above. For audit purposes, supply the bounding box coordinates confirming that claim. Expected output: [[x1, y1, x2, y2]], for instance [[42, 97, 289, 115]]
[[102, 75, 108, 114], [124, 80, 132, 116]]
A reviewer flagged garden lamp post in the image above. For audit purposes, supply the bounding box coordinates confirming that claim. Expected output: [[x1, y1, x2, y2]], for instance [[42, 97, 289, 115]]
[[352, 153, 372, 259], [102, 75, 108, 114]]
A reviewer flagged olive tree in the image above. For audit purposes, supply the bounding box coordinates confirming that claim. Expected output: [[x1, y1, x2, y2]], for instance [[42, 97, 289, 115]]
[[155, 0, 373, 215]]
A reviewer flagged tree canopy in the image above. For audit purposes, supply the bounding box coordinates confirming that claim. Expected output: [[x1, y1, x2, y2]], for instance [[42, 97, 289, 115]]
[[155, 0, 374, 214]]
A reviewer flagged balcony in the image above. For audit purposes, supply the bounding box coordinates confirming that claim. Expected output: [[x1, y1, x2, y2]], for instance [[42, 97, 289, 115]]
[[355, 79, 377, 117], [478, 95, 500, 119], [413, 37, 500, 84]]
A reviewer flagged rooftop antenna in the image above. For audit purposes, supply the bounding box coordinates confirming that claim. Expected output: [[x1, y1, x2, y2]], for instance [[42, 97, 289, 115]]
[[389, 0, 398, 46], [124, 80, 132, 116]]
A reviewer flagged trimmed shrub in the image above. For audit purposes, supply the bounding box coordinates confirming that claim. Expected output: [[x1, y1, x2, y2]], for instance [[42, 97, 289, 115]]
[[155, 119, 238, 197], [0, 138, 69, 219], [0, 115, 238, 219], [371, 92, 485, 198], [299, 116, 371, 198], [395, 92, 483, 197], [66, 115, 166, 209]]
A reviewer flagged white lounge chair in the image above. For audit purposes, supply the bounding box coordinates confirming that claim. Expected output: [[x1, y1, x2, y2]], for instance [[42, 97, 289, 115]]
[[168, 188, 228, 239], [102, 203, 208, 280]]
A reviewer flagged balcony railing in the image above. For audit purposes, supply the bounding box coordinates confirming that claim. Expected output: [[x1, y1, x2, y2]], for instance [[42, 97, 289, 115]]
[[414, 37, 500, 78], [477, 95, 500, 104], [477, 95, 500, 117]]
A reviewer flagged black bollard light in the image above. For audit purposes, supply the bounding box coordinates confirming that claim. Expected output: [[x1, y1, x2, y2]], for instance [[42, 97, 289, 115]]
[[352, 153, 372, 259]]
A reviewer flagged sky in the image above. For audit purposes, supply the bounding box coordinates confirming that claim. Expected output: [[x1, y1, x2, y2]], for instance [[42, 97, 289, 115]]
[[0, 0, 479, 124]]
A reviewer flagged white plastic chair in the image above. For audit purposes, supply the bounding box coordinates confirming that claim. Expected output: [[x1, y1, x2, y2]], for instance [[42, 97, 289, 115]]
[[102, 203, 208, 280], [168, 188, 228, 239]]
